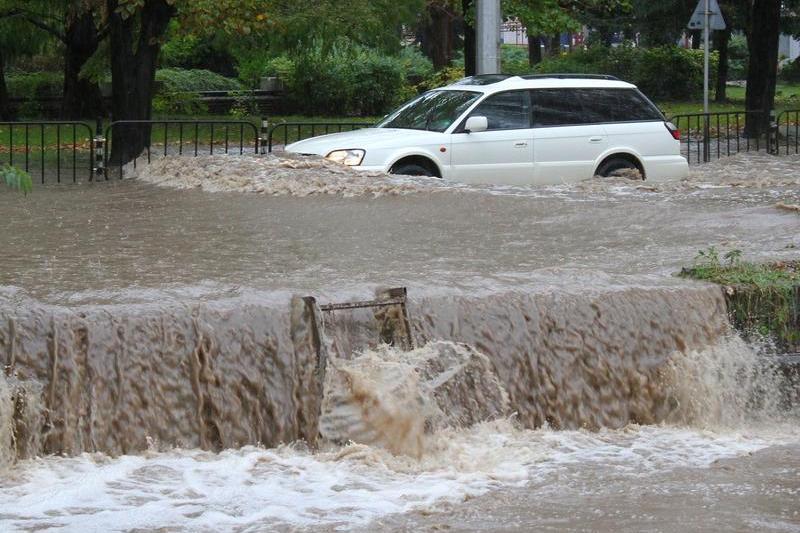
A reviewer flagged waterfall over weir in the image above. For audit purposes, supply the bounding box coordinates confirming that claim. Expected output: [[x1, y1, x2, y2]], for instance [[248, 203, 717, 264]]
[[3, 277, 779, 466]]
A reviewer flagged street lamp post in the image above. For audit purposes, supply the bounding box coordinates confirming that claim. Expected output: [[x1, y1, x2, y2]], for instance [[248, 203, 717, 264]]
[[476, 0, 501, 75]]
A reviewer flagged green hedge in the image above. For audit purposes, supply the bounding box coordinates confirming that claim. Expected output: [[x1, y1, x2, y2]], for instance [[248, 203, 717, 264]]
[[532, 45, 717, 101], [6, 71, 63, 98], [155, 68, 243, 93], [269, 41, 407, 116]]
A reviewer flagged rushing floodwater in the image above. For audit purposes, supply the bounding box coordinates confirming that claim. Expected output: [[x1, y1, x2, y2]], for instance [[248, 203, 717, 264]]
[[0, 152, 798, 532]]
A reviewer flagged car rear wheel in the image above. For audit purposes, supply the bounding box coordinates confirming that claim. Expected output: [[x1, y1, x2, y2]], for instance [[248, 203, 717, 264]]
[[390, 163, 436, 177], [596, 158, 642, 179]]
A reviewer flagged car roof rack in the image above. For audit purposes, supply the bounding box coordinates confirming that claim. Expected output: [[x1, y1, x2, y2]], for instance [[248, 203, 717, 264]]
[[520, 74, 620, 81], [450, 74, 512, 86]]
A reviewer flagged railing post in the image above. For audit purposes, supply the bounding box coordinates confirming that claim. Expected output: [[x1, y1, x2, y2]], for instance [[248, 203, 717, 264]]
[[260, 117, 269, 154], [703, 114, 711, 163], [768, 109, 778, 155], [93, 117, 106, 181]]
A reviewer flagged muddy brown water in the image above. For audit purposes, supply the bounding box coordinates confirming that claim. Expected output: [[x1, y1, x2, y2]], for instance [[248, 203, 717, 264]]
[[0, 153, 798, 531]]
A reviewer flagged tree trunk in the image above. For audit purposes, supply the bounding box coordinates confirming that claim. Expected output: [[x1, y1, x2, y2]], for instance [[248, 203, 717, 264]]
[[528, 35, 542, 66], [420, 4, 455, 71], [62, 10, 103, 120], [107, 0, 175, 166], [462, 0, 476, 76], [0, 48, 12, 121], [744, 0, 780, 136], [715, 29, 730, 103]]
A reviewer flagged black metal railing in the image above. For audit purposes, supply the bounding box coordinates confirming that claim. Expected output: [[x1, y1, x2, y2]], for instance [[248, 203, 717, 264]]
[[104, 119, 260, 178], [776, 109, 800, 156], [0, 121, 94, 183], [267, 121, 373, 152], [669, 110, 769, 164]]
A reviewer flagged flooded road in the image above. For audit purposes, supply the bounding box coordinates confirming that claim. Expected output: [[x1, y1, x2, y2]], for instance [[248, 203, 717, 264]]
[[0, 152, 797, 304], [0, 152, 798, 532]]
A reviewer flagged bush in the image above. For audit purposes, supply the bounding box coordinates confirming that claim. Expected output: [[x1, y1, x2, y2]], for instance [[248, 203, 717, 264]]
[[155, 68, 243, 93], [501, 45, 531, 76], [535, 45, 716, 101], [6, 71, 63, 98], [780, 57, 800, 83], [728, 34, 748, 81], [398, 46, 434, 84], [277, 40, 407, 116]]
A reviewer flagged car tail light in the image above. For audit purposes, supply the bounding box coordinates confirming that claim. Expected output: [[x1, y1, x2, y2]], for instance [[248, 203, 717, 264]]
[[665, 122, 680, 140]]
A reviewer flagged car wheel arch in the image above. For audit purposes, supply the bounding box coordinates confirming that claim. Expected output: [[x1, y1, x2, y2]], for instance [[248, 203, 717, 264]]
[[594, 151, 646, 179], [389, 154, 443, 178]]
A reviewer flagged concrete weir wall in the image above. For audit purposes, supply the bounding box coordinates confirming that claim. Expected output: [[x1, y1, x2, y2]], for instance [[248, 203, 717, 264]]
[[0, 282, 731, 461]]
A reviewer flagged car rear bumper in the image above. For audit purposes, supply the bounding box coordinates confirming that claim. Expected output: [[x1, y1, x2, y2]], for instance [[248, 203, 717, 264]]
[[643, 156, 689, 182]]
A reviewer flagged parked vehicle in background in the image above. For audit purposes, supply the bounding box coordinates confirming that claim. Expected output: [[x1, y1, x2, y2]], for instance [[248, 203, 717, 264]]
[[286, 74, 688, 185]]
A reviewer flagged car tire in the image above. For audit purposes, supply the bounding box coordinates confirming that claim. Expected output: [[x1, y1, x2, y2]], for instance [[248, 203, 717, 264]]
[[390, 163, 436, 177], [596, 158, 642, 179]]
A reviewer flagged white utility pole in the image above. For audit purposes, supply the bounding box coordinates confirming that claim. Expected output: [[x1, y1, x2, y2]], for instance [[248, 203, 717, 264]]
[[476, 0, 501, 74], [703, 0, 710, 114]]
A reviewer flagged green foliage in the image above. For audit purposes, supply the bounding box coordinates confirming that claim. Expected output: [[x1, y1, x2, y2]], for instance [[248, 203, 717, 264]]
[[500, 45, 530, 76], [275, 40, 407, 116], [728, 34, 749, 81], [398, 46, 434, 84], [535, 45, 717, 101], [780, 57, 800, 83], [416, 65, 466, 93], [1, 165, 32, 194], [6, 71, 63, 97], [680, 248, 800, 350], [155, 68, 243, 92]]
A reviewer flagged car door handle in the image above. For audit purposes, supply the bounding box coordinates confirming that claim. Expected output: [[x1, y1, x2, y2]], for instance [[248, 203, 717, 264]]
[[589, 137, 604, 143], [514, 141, 528, 147]]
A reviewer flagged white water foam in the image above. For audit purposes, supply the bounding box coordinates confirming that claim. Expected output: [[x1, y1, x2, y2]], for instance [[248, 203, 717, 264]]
[[0, 422, 792, 532]]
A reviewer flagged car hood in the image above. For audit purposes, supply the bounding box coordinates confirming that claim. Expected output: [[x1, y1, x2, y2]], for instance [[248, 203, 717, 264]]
[[285, 128, 446, 156]]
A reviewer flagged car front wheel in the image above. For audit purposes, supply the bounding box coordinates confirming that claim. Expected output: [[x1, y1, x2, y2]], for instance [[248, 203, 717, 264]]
[[389, 163, 436, 177]]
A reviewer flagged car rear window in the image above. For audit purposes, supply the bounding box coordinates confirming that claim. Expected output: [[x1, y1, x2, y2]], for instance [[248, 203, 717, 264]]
[[576, 89, 663, 123], [530, 87, 663, 127]]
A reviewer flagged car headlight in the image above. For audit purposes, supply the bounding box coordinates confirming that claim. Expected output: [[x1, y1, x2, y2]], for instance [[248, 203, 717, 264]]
[[326, 149, 365, 166]]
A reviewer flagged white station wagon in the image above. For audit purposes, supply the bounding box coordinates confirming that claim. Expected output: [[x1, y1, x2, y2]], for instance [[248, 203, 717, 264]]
[[286, 74, 688, 185]]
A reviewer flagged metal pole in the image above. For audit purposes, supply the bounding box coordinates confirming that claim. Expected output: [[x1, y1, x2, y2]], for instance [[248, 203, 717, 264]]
[[476, 0, 501, 74], [703, 0, 710, 114]]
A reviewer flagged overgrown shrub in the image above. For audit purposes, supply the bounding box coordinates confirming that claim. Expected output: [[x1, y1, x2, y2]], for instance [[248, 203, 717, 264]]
[[6, 71, 63, 97], [728, 34, 749, 81], [501, 45, 531, 76], [275, 40, 407, 116], [780, 57, 800, 83], [535, 45, 716, 101], [155, 68, 243, 93]]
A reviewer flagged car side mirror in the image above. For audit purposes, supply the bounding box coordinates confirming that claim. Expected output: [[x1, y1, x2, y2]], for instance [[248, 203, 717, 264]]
[[464, 116, 488, 133]]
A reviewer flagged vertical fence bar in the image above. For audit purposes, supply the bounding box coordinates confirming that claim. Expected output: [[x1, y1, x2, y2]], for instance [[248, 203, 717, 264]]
[[210, 123, 214, 155], [224, 125, 229, 154], [40, 125, 45, 184], [715, 114, 720, 159], [56, 124, 61, 183], [240, 123, 244, 155], [179, 123, 184, 155], [164, 122, 168, 157], [194, 123, 199, 156], [94, 118, 105, 181], [8, 124, 13, 167], [24, 125, 29, 173], [72, 124, 77, 182]]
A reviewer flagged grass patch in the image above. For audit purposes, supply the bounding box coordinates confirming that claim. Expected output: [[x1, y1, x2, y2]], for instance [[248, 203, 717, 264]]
[[680, 247, 800, 351]]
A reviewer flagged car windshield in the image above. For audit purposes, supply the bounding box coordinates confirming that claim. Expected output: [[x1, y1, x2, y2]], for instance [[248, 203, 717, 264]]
[[377, 90, 481, 132]]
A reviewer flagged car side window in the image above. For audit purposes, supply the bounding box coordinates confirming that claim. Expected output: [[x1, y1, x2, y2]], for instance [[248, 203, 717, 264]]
[[530, 89, 585, 127], [576, 89, 663, 123], [469, 90, 531, 130]]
